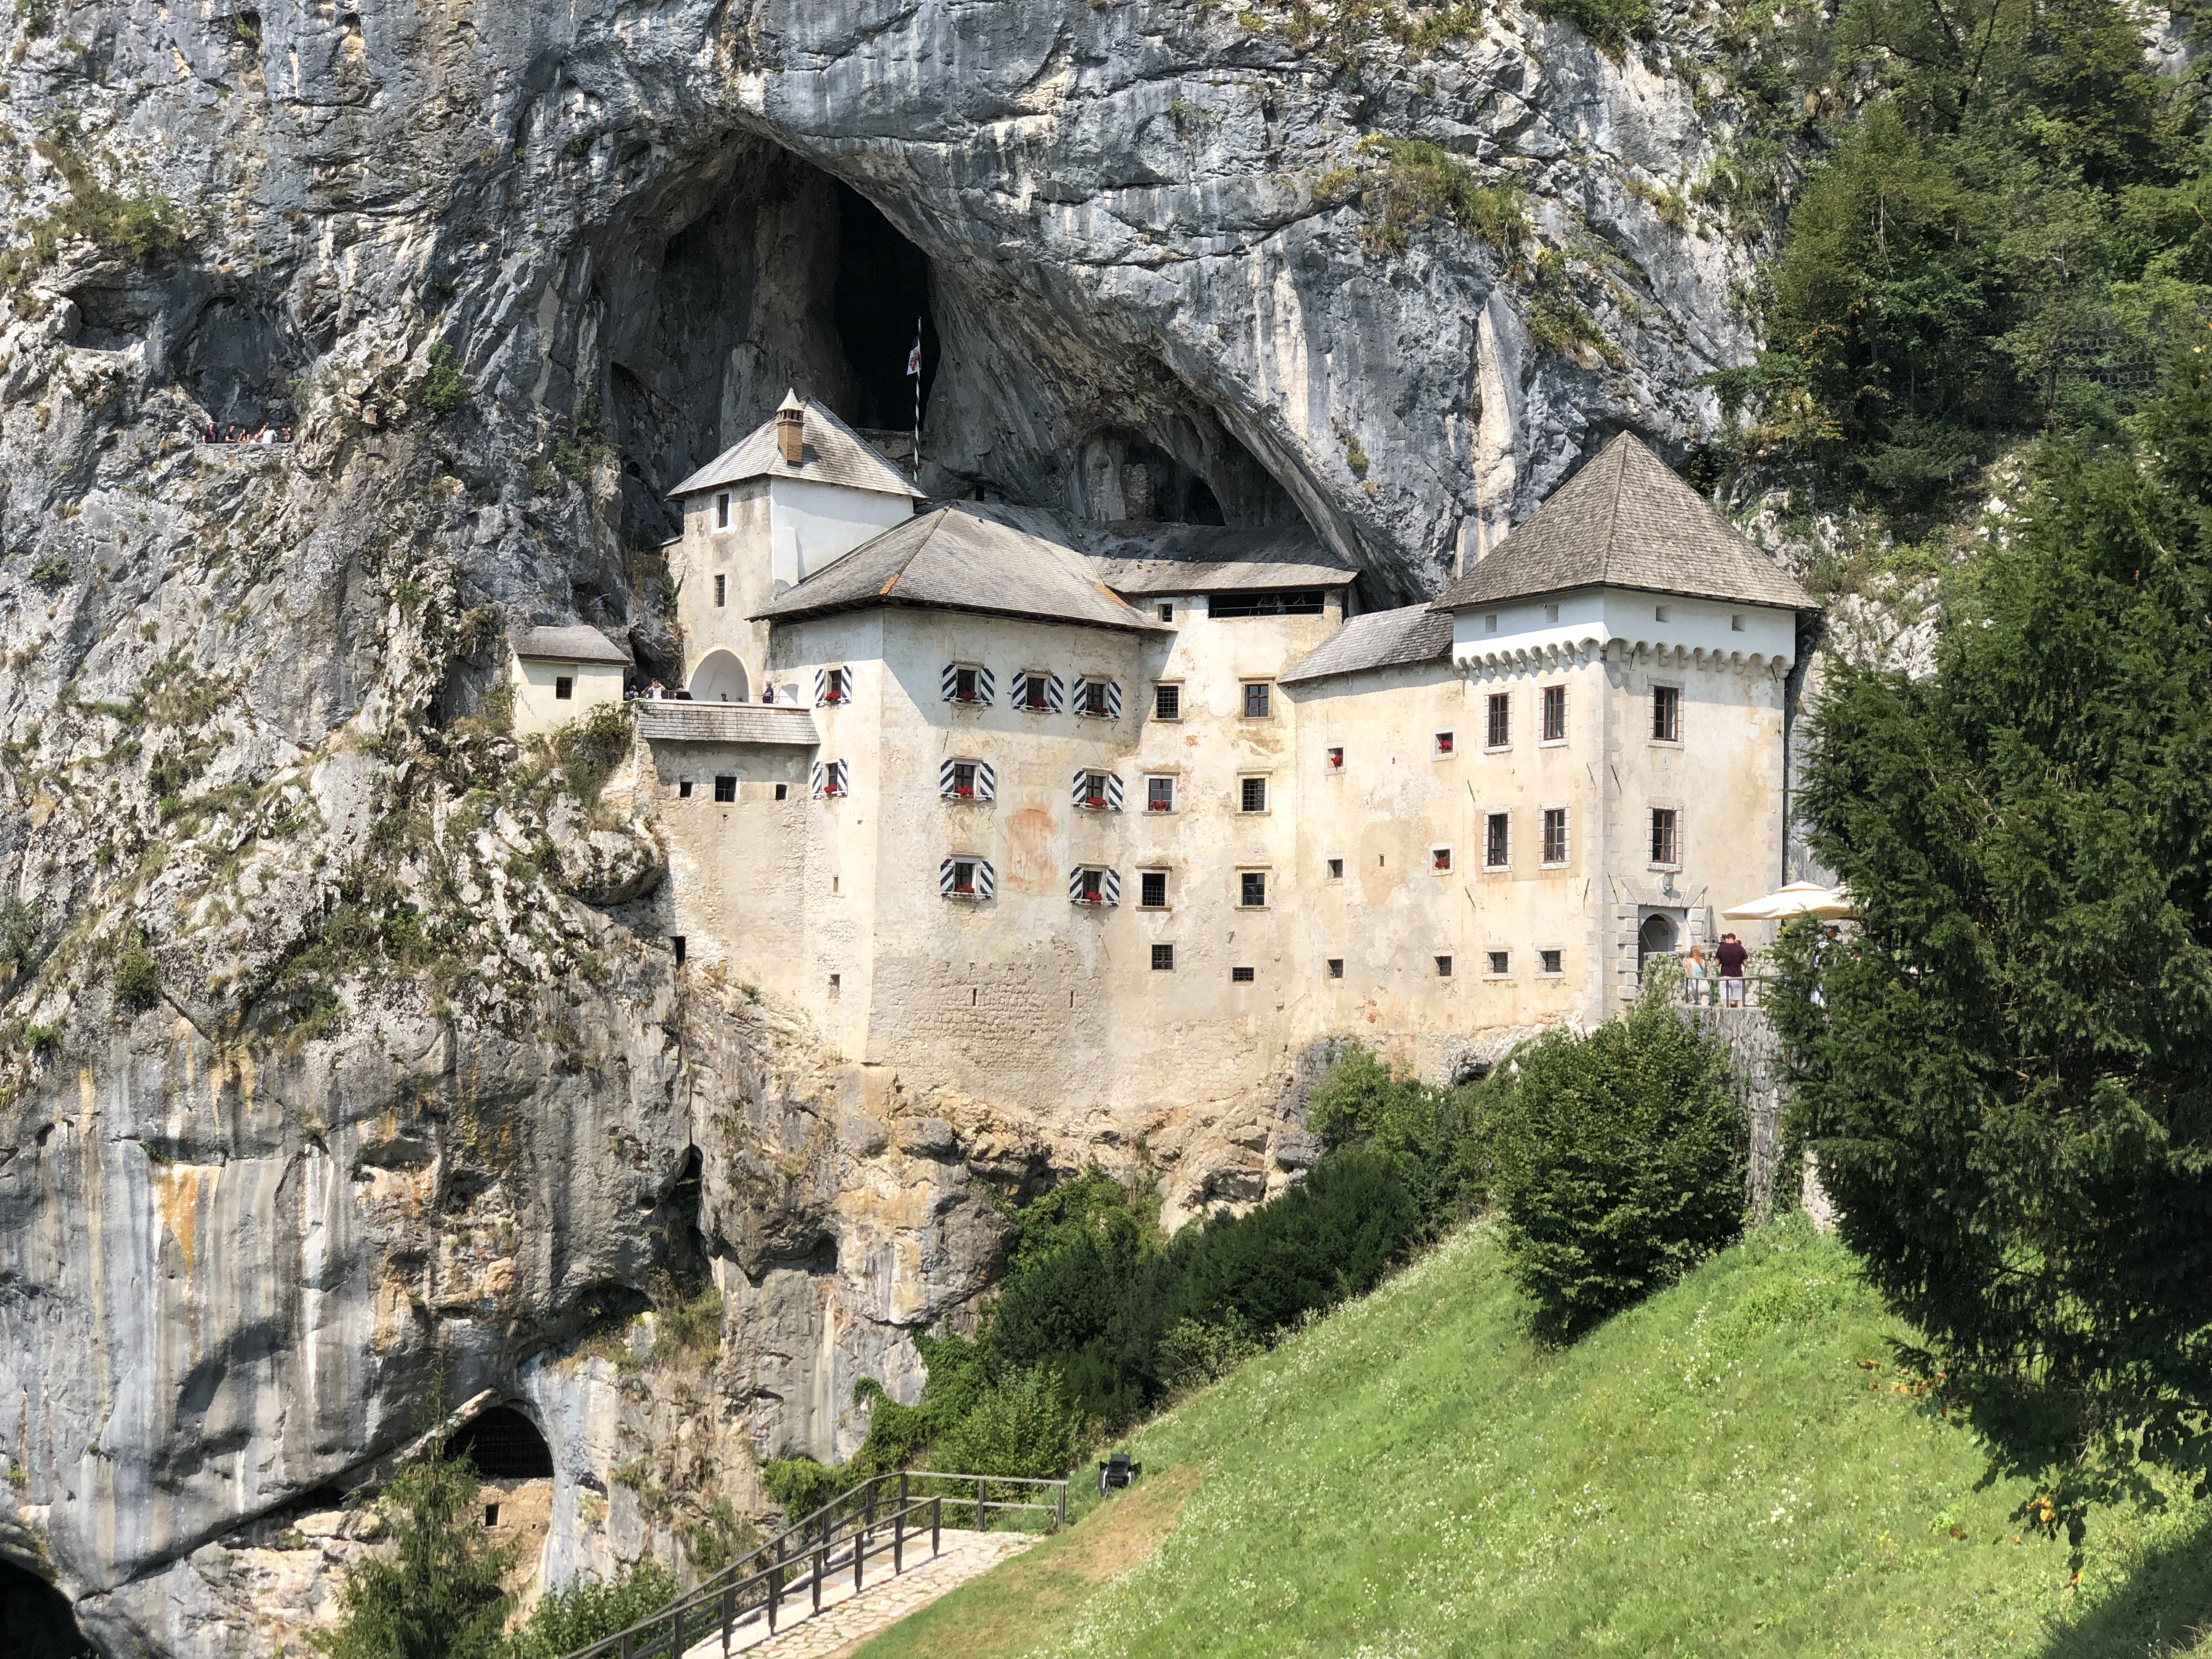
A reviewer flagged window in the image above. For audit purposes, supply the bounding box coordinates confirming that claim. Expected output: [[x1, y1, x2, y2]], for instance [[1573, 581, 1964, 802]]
[[1014, 670, 1061, 712], [1434, 731, 1455, 757], [943, 663, 994, 706], [1140, 871, 1168, 909], [1239, 871, 1267, 909], [1541, 808, 1568, 865], [1158, 602, 1175, 622], [1435, 955, 1453, 977], [713, 775, 736, 803], [1231, 966, 1256, 983], [1541, 685, 1567, 742], [1485, 812, 1509, 868], [1069, 867, 1119, 906], [1544, 602, 1560, 622], [1652, 685, 1681, 743], [713, 573, 726, 608], [678, 776, 695, 799], [1655, 604, 1669, 622], [555, 675, 574, 701], [1483, 613, 1498, 634], [1539, 948, 1563, 975], [1650, 807, 1679, 865], [1154, 683, 1181, 720], [940, 857, 995, 899], [1326, 745, 1344, 771], [1240, 776, 1268, 814], [774, 783, 788, 802], [1327, 958, 1344, 979], [1730, 613, 1746, 632], [1432, 846, 1452, 873], [1326, 856, 1344, 881], [828, 973, 840, 1002], [811, 759, 851, 799], [1242, 681, 1272, 719], [1152, 943, 1175, 970], [940, 759, 996, 802], [816, 665, 852, 706], [1145, 775, 1175, 813], [1487, 950, 1510, 975], [1073, 770, 1122, 810], [672, 935, 686, 966], [1486, 693, 1510, 748], [1074, 677, 1121, 719], [715, 492, 730, 529], [1209, 590, 1325, 618]]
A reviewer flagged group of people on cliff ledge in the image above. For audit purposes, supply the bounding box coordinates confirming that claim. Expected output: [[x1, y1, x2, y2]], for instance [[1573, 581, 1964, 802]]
[[199, 421, 293, 445]]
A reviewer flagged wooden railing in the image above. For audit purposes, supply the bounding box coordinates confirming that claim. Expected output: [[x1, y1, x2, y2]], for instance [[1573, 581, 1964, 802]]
[[558, 1471, 1069, 1659]]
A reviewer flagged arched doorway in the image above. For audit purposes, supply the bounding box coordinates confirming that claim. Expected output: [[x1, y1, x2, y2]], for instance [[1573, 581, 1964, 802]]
[[688, 649, 749, 704], [1637, 912, 1679, 980], [0, 1561, 93, 1658], [444, 1405, 555, 1479]]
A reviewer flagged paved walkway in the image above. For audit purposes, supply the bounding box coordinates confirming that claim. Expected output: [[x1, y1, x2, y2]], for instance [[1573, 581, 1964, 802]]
[[681, 1527, 1037, 1659]]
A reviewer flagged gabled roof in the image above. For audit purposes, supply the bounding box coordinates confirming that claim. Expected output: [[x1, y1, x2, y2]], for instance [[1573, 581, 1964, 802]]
[[1279, 605, 1455, 685], [1432, 433, 1813, 612], [1079, 522, 1356, 594], [752, 505, 1171, 634], [632, 702, 820, 746], [514, 624, 632, 665], [668, 395, 924, 501]]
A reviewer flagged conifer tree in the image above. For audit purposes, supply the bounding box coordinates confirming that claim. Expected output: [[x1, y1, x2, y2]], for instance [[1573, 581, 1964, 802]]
[[316, 1444, 512, 1659], [1775, 358, 2212, 1541]]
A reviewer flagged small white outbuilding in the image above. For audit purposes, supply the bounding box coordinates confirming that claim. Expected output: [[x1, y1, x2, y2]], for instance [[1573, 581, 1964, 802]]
[[507, 624, 632, 736]]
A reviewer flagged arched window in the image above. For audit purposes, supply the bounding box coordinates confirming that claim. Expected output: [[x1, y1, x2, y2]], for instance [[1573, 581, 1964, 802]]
[[1637, 913, 1679, 979], [687, 649, 750, 705]]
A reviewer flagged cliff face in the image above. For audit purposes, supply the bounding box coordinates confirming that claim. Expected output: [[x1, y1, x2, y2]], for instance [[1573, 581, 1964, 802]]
[[0, 1, 1763, 1651]]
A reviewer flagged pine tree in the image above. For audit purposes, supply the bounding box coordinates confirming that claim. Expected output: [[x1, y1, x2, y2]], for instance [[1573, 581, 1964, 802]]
[[1775, 357, 2212, 1542], [315, 1447, 513, 1659]]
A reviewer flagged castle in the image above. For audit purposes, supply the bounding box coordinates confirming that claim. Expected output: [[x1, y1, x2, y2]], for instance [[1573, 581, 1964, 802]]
[[517, 393, 1811, 1122]]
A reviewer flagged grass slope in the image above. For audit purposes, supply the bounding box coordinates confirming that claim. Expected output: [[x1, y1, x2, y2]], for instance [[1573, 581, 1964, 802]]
[[856, 1220, 2212, 1658]]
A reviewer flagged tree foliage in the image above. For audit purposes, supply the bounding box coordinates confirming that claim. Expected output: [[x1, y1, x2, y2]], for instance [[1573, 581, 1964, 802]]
[[1489, 994, 1745, 1345], [1774, 360, 2212, 1544], [503, 1562, 678, 1659], [314, 1448, 511, 1659]]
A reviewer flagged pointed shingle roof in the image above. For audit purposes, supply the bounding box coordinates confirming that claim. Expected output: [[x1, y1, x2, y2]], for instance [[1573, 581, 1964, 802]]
[[669, 396, 924, 500], [1432, 433, 1812, 612], [751, 505, 1171, 634]]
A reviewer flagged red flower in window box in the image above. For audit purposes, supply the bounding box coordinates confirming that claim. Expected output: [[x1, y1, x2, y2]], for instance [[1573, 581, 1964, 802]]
[[1082, 795, 1108, 809], [822, 692, 847, 706], [952, 692, 979, 705], [1076, 893, 1105, 904], [951, 884, 976, 896], [821, 785, 845, 798], [950, 786, 975, 799], [1146, 800, 1172, 812]]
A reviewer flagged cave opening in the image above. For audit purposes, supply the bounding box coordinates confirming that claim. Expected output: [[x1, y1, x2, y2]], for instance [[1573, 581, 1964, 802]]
[[831, 182, 938, 433], [444, 1405, 555, 1480], [0, 1561, 93, 1659]]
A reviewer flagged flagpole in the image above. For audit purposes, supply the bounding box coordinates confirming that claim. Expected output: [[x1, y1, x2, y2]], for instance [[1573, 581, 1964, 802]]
[[911, 315, 922, 484]]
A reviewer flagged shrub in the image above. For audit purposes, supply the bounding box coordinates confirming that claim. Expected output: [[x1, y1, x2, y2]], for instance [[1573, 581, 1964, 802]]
[[1530, 0, 1655, 50], [30, 556, 71, 585], [314, 1446, 512, 1659], [503, 1562, 678, 1659], [1306, 1049, 1489, 1232], [420, 345, 466, 418], [112, 941, 161, 1012], [932, 1366, 1085, 1482], [1352, 138, 1528, 258], [760, 1454, 849, 1525], [0, 898, 37, 973], [550, 704, 629, 803], [1490, 993, 1743, 1344]]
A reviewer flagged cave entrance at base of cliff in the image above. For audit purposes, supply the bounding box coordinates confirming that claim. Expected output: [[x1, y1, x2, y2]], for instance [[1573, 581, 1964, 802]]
[[444, 1405, 555, 1480], [832, 182, 939, 435], [0, 1561, 95, 1659]]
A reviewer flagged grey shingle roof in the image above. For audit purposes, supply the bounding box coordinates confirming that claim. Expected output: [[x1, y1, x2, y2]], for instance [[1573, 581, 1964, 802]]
[[514, 624, 633, 664], [1279, 605, 1455, 685], [631, 702, 821, 746], [1079, 522, 1355, 594], [752, 506, 1171, 634], [668, 396, 925, 500], [1432, 433, 1813, 612]]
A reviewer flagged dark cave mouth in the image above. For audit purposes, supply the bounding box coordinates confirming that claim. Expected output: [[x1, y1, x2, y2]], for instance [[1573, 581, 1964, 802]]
[[0, 1561, 93, 1659], [444, 1404, 555, 1480], [831, 182, 939, 433]]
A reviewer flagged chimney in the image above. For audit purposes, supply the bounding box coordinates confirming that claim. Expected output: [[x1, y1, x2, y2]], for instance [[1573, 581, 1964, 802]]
[[776, 390, 805, 467]]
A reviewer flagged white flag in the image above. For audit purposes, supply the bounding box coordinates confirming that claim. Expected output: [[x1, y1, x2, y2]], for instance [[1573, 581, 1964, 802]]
[[906, 341, 921, 377]]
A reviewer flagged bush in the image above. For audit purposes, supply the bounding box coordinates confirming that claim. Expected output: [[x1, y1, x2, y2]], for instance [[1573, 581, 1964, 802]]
[[503, 1562, 678, 1659], [0, 898, 38, 973], [420, 345, 466, 418], [112, 942, 162, 1012], [1490, 994, 1744, 1344], [931, 1366, 1085, 1482], [760, 1455, 848, 1525], [1352, 138, 1529, 257], [1306, 1048, 1489, 1230], [1530, 0, 1655, 49], [314, 1447, 511, 1659], [30, 555, 71, 585]]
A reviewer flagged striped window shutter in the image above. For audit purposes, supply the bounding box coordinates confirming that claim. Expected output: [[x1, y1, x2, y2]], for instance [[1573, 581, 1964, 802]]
[[1071, 676, 1089, 713], [975, 859, 995, 898], [938, 758, 960, 795], [940, 857, 958, 895], [1104, 773, 1125, 811], [1009, 670, 1028, 707], [1105, 681, 1123, 719], [978, 667, 995, 703], [1068, 867, 1088, 902], [831, 759, 849, 795], [940, 663, 959, 701], [1103, 868, 1121, 906], [811, 761, 825, 797], [1046, 674, 1065, 713], [975, 761, 996, 800], [814, 668, 828, 705], [1070, 769, 1087, 808]]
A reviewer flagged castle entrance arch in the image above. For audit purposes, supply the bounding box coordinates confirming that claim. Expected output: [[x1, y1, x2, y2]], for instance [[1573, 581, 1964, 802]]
[[689, 650, 750, 704]]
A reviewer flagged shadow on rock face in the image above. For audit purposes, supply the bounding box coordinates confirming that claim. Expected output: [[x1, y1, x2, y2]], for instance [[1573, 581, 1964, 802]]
[[179, 295, 302, 431]]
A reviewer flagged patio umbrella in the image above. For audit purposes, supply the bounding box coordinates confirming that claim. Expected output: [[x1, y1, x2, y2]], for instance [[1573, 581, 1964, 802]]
[[1720, 880, 1858, 921]]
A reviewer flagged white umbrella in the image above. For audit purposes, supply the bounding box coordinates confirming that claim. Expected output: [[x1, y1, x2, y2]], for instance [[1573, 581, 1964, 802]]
[[1720, 880, 1858, 921]]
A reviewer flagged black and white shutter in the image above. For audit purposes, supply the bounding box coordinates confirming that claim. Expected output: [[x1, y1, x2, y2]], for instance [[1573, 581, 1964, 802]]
[[814, 668, 828, 705], [1069, 768, 1089, 808], [1046, 674, 1065, 712], [940, 663, 958, 701], [940, 759, 998, 801], [944, 857, 995, 898], [1104, 772, 1125, 811], [1073, 678, 1123, 719], [1066, 867, 1120, 906], [1009, 670, 1027, 707], [812, 761, 825, 797], [939, 856, 961, 896], [974, 857, 995, 897], [1103, 867, 1120, 905], [940, 664, 996, 704], [940, 758, 961, 797], [812, 759, 850, 799]]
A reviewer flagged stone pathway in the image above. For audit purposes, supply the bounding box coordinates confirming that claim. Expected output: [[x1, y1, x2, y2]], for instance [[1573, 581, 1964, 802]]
[[680, 1528, 1038, 1659]]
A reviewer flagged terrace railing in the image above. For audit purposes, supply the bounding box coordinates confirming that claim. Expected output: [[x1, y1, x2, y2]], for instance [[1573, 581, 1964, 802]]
[[557, 1470, 1068, 1659]]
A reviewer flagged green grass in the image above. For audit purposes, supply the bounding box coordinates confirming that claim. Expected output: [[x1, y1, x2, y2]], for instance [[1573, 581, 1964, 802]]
[[857, 1220, 2212, 1658]]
